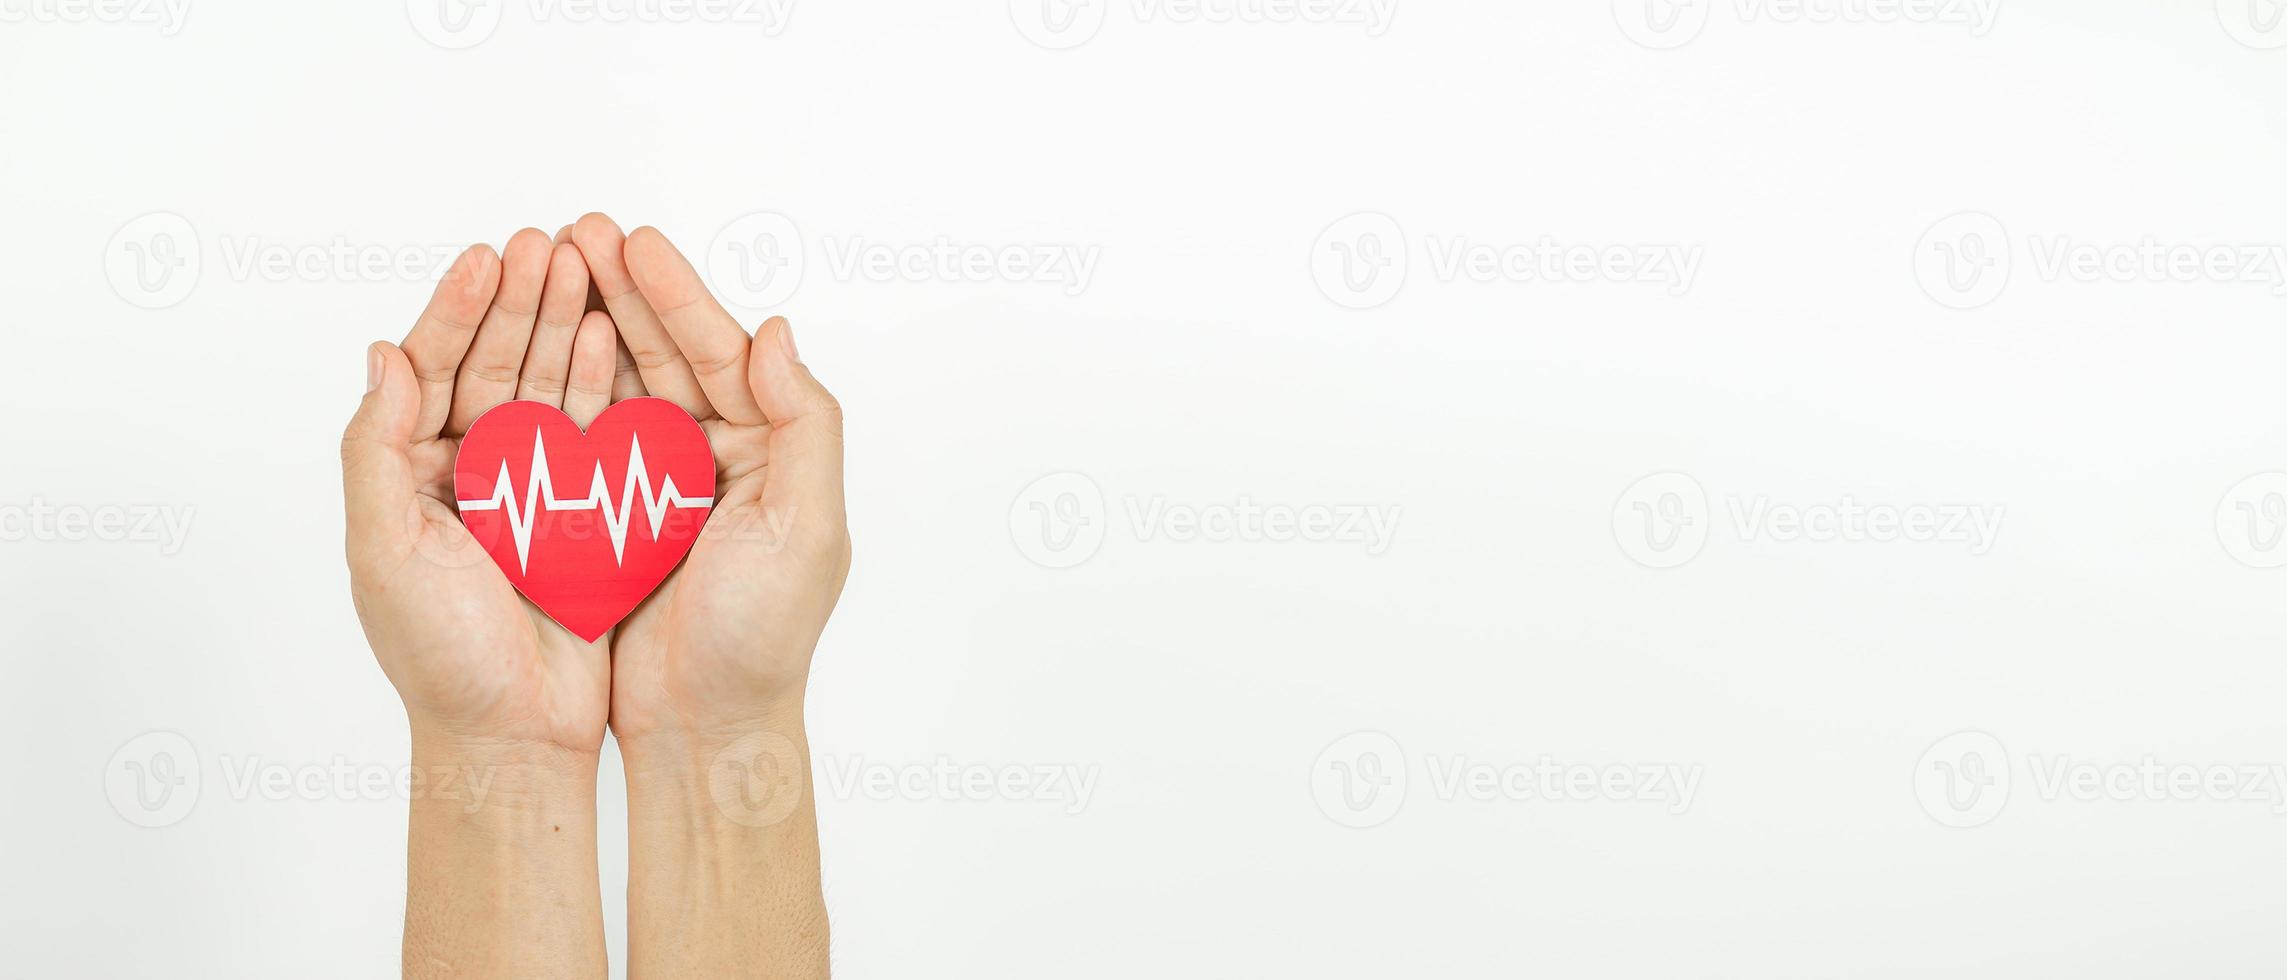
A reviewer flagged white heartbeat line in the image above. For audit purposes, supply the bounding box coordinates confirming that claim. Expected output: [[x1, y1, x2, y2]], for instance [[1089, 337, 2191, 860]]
[[456, 429, 714, 574]]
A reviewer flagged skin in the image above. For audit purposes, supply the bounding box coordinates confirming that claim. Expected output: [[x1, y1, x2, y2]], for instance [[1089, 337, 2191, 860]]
[[341, 216, 846, 978]]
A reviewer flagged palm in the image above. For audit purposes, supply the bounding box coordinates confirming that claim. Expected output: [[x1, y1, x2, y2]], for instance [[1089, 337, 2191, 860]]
[[377, 436, 608, 751], [611, 415, 846, 738], [344, 231, 620, 757], [561, 219, 847, 744]]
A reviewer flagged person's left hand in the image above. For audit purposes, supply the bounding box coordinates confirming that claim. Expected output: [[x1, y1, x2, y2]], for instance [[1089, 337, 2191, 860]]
[[342, 229, 631, 756], [562, 214, 851, 756]]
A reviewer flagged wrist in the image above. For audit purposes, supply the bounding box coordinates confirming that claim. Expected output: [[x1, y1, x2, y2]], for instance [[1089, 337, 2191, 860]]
[[618, 707, 811, 829], [617, 712, 830, 978], [408, 725, 600, 821], [613, 689, 807, 774], [402, 730, 607, 979]]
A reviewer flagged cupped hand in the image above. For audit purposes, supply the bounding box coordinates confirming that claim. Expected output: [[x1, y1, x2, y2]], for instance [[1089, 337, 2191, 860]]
[[564, 213, 850, 749], [341, 229, 631, 755]]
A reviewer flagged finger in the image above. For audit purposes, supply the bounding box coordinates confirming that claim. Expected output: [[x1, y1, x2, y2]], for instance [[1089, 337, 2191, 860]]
[[516, 243, 590, 408], [563, 311, 618, 427], [568, 212, 713, 418], [401, 245, 501, 442], [343, 342, 422, 572], [624, 226, 768, 425], [560, 223, 607, 314], [747, 316, 844, 508], [449, 228, 553, 435], [611, 338, 647, 402]]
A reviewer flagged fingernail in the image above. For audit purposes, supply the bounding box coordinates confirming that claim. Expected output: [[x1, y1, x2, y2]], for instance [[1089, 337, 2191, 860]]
[[367, 345, 384, 391], [776, 319, 800, 363]]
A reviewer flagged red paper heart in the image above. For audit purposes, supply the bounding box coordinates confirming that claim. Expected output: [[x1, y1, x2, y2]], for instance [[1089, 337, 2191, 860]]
[[452, 397, 715, 641]]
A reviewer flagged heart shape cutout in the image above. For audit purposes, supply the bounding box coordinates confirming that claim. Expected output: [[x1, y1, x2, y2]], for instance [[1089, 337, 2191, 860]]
[[452, 397, 716, 641]]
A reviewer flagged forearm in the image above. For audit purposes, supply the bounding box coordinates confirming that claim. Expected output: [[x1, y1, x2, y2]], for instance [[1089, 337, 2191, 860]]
[[403, 732, 608, 980], [621, 712, 830, 979]]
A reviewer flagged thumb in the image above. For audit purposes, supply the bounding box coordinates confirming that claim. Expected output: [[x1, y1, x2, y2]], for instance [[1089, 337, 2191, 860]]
[[341, 341, 422, 566], [747, 317, 844, 508]]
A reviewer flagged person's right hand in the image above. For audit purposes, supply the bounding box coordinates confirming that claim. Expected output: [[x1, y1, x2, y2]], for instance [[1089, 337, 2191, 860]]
[[340, 230, 628, 756], [562, 215, 850, 753]]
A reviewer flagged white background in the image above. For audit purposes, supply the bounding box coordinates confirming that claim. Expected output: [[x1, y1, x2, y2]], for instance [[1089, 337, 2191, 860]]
[[6, 0, 2287, 976]]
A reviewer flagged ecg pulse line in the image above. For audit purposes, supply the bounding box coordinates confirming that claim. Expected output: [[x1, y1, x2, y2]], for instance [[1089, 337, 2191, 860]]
[[456, 429, 714, 573]]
